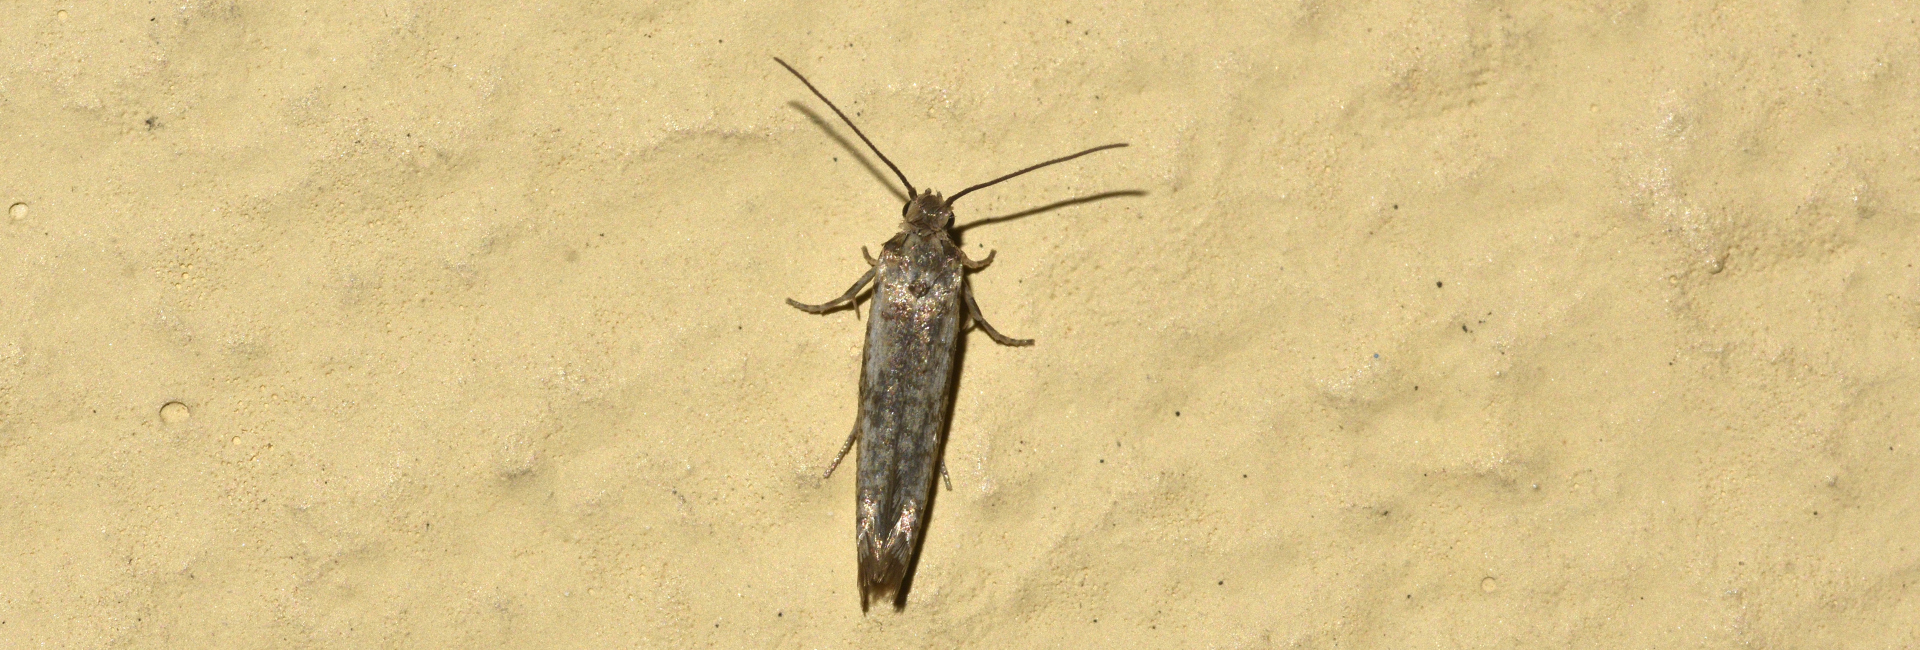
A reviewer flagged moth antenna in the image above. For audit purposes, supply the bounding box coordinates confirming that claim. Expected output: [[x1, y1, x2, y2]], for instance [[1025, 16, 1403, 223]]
[[948, 143, 1129, 205], [774, 57, 916, 197]]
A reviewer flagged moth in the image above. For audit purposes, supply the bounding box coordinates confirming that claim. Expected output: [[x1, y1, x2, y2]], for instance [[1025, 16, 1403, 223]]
[[774, 57, 1126, 610]]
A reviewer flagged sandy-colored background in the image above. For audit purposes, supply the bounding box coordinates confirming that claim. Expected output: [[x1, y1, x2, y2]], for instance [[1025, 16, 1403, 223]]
[[4, 1, 1918, 647]]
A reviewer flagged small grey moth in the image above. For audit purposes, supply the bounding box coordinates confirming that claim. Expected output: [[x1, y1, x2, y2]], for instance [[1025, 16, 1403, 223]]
[[774, 57, 1126, 610]]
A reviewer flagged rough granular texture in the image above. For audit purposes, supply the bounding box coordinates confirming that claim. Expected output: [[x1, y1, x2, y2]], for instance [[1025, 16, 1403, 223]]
[[2, 2, 1916, 648]]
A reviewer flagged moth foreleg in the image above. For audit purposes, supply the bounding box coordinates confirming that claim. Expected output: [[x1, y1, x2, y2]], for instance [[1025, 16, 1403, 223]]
[[786, 266, 876, 314], [824, 423, 859, 479], [964, 280, 1035, 346], [960, 248, 996, 270]]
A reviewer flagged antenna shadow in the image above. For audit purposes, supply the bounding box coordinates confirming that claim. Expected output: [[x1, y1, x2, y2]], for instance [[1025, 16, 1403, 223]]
[[955, 190, 1148, 232], [788, 101, 910, 203]]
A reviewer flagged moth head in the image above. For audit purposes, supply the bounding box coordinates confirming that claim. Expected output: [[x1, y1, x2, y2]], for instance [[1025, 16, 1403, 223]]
[[903, 190, 953, 232]]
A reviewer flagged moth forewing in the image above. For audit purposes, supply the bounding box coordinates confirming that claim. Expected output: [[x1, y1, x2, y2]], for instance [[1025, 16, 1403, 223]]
[[850, 228, 966, 606]]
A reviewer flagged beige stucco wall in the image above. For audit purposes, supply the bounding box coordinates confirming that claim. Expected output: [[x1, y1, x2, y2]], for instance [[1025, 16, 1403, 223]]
[[3, 1, 1916, 646]]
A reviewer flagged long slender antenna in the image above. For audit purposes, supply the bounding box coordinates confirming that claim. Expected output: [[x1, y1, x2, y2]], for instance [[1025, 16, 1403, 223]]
[[774, 57, 915, 197], [948, 143, 1129, 205]]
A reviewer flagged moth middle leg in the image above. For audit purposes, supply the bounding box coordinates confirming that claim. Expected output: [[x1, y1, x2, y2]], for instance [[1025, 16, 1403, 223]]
[[960, 248, 995, 270], [787, 266, 876, 314], [964, 279, 1035, 347]]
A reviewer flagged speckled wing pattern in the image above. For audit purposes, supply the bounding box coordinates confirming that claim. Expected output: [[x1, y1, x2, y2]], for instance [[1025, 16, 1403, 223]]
[[853, 230, 965, 605]]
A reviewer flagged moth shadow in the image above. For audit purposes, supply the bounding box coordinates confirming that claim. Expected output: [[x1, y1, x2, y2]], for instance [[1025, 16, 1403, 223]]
[[788, 102, 911, 204]]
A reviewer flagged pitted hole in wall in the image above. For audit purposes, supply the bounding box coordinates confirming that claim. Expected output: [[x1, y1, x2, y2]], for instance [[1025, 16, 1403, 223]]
[[160, 401, 192, 424]]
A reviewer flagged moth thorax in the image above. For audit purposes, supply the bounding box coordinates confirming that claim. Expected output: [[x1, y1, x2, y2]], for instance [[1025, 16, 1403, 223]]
[[903, 190, 953, 232]]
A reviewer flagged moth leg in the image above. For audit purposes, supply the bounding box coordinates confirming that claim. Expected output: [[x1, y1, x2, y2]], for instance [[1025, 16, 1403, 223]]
[[862, 246, 879, 266], [964, 280, 1035, 346], [960, 248, 996, 270], [786, 267, 876, 314], [940, 461, 952, 491], [824, 424, 859, 479]]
